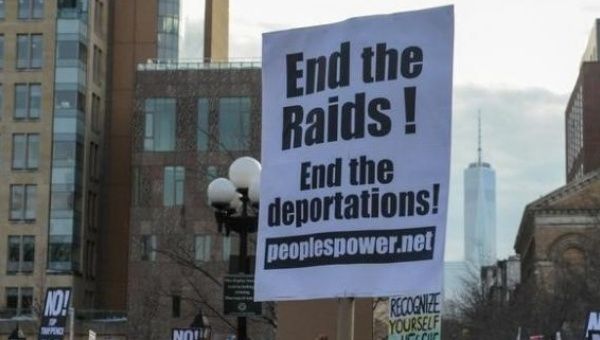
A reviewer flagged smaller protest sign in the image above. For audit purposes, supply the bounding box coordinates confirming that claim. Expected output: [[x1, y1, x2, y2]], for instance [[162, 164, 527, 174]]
[[171, 328, 210, 340], [38, 287, 72, 340], [585, 311, 600, 339], [388, 292, 441, 340], [88, 330, 96, 340], [224, 275, 262, 316]]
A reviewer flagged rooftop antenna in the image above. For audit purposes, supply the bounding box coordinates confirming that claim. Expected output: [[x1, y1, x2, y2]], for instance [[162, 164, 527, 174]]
[[478, 110, 482, 165]]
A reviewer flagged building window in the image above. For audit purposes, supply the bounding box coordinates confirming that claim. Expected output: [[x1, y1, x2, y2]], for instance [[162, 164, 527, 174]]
[[56, 38, 87, 67], [197, 98, 209, 150], [87, 191, 97, 231], [0, 1, 5, 19], [0, 35, 4, 69], [164, 166, 184, 206], [206, 166, 218, 183], [7, 236, 35, 273], [219, 97, 251, 151], [48, 236, 73, 271], [10, 185, 37, 221], [195, 235, 211, 262], [141, 235, 156, 261], [5, 287, 33, 316], [18, 0, 44, 19], [17, 34, 43, 69], [157, 0, 179, 60], [172, 294, 181, 318], [12, 133, 39, 170], [132, 167, 141, 206], [94, 0, 105, 37], [91, 93, 101, 132], [222, 236, 231, 261], [89, 142, 99, 181], [85, 240, 96, 279], [0, 84, 4, 118], [92, 45, 103, 85], [144, 98, 176, 151], [15, 83, 41, 119]]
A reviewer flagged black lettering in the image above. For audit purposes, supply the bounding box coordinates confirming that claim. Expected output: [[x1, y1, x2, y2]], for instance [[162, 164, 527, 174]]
[[327, 96, 339, 142], [361, 47, 375, 83], [328, 42, 350, 89], [300, 162, 311, 190], [367, 97, 391, 136], [305, 108, 325, 146], [282, 105, 304, 150], [416, 190, 430, 215], [401, 46, 423, 78], [268, 197, 281, 226], [343, 194, 360, 219], [282, 201, 295, 225], [377, 159, 394, 184], [375, 43, 398, 81], [286, 53, 304, 97], [306, 56, 327, 95], [341, 92, 365, 140]]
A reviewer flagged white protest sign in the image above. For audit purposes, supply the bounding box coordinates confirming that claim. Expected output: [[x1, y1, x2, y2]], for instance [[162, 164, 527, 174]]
[[388, 293, 441, 339], [256, 6, 454, 301]]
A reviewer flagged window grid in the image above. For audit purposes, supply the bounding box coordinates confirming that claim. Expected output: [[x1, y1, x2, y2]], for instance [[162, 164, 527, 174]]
[[14, 83, 41, 119], [197, 98, 209, 151], [0, 35, 4, 69], [0, 83, 4, 119], [7, 235, 35, 274], [16, 34, 43, 69], [164, 166, 185, 206], [5, 287, 33, 316], [10, 184, 37, 222], [94, 0, 105, 37], [91, 93, 101, 132], [92, 45, 103, 85], [18, 0, 44, 19], [195, 235, 211, 262], [144, 98, 176, 151], [219, 97, 251, 151], [12, 133, 39, 170], [141, 235, 156, 261]]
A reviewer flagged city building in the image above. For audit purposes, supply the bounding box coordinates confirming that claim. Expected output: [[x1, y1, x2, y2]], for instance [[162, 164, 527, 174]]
[[0, 0, 111, 323], [464, 116, 497, 269], [480, 255, 520, 304], [514, 169, 600, 290], [127, 60, 267, 339], [565, 18, 600, 183], [0, 0, 229, 337], [101, 0, 228, 311]]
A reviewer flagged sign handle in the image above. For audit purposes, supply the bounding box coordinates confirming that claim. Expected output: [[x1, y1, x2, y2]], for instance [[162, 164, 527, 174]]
[[69, 307, 75, 340], [336, 298, 355, 340]]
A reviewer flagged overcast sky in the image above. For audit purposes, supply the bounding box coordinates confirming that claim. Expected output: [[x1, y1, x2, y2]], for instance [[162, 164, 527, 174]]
[[181, 0, 599, 260]]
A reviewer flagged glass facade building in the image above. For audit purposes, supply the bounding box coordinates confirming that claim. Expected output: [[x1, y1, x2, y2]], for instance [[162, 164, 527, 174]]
[[566, 19, 600, 183], [48, 1, 90, 272], [464, 161, 497, 269], [157, 0, 180, 60]]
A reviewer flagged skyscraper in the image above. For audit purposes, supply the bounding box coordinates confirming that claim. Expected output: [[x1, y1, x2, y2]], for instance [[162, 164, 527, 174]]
[[464, 114, 497, 269], [565, 18, 600, 183]]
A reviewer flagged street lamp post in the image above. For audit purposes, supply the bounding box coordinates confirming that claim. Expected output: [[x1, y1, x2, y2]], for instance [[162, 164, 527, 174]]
[[207, 157, 261, 340]]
